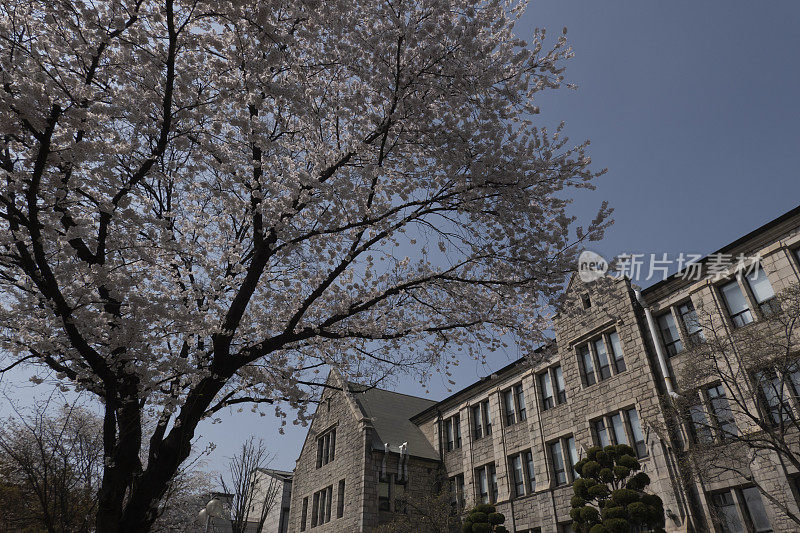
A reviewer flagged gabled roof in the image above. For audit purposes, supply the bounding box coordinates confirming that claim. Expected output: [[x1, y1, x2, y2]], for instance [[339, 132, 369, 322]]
[[347, 383, 439, 461]]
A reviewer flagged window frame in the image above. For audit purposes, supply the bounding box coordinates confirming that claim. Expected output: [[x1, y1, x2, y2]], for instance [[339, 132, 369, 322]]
[[503, 388, 517, 426], [449, 473, 466, 511], [753, 369, 794, 426], [471, 400, 492, 440], [549, 438, 577, 487], [577, 330, 626, 387], [744, 264, 778, 317], [508, 448, 536, 498], [608, 331, 626, 373], [578, 344, 596, 386], [337, 479, 345, 519], [710, 486, 774, 533], [316, 426, 337, 468], [444, 414, 462, 451], [657, 309, 684, 356], [591, 407, 648, 458], [719, 278, 755, 328], [475, 462, 498, 504]]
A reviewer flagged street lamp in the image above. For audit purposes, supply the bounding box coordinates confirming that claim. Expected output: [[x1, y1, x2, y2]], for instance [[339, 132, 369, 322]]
[[197, 497, 224, 533]]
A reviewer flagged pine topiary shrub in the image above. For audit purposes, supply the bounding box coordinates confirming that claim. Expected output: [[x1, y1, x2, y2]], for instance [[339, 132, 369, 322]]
[[462, 504, 507, 532], [569, 445, 666, 533]]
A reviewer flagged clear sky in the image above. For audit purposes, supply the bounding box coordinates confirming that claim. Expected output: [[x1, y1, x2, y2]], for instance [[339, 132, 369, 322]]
[[3, 1, 800, 478]]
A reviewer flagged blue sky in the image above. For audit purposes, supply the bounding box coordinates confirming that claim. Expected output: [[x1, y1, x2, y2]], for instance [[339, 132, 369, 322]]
[[3, 1, 800, 477]]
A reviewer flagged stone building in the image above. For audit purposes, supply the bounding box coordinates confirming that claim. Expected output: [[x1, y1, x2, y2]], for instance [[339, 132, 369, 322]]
[[288, 204, 800, 532], [248, 468, 293, 533]]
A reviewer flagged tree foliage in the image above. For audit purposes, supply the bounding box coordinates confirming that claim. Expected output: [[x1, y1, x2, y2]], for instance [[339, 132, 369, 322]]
[[570, 445, 665, 533], [462, 503, 507, 533], [0, 0, 609, 529]]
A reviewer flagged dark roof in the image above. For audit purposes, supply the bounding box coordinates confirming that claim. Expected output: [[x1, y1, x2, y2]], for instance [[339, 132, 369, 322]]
[[347, 384, 439, 461], [409, 352, 542, 424], [642, 203, 800, 296]]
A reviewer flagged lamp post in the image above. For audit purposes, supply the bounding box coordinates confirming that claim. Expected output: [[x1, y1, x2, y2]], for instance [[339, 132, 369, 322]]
[[197, 497, 224, 533]]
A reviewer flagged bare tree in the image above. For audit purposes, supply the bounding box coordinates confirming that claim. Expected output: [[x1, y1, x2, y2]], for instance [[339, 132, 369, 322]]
[[0, 395, 103, 533], [667, 284, 800, 527], [373, 471, 462, 533], [218, 437, 280, 533]]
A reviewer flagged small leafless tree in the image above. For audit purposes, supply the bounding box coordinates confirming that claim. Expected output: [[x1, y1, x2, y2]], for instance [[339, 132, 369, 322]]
[[668, 284, 800, 527], [218, 436, 281, 533], [0, 395, 103, 533], [373, 471, 462, 533]]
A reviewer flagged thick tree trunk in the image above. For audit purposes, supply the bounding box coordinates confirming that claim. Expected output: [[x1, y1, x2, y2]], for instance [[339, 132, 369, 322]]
[[95, 374, 228, 532]]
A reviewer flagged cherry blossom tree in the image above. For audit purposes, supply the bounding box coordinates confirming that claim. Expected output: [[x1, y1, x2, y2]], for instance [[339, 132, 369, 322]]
[[0, 0, 610, 530]]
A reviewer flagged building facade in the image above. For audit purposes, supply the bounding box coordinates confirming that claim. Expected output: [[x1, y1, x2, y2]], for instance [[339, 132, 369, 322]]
[[289, 205, 800, 532]]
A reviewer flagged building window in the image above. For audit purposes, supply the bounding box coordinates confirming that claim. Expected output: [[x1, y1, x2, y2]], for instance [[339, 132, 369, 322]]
[[610, 412, 629, 446], [516, 384, 527, 421], [301, 497, 308, 531], [657, 310, 684, 356], [337, 479, 345, 518], [593, 418, 610, 447], [720, 279, 754, 328], [676, 300, 705, 345], [450, 474, 465, 511], [625, 408, 647, 458], [608, 332, 626, 373], [711, 486, 773, 533], [539, 370, 554, 410], [503, 383, 527, 426], [578, 345, 596, 386], [316, 426, 336, 468], [475, 463, 498, 504], [378, 476, 391, 511], [581, 293, 591, 309], [566, 436, 579, 480], [579, 331, 625, 386], [687, 401, 713, 444], [593, 337, 613, 379], [503, 388, 517, 426], [325, 485, 333, 523], [549, 437, 578, 486], [711, 490, 744, 532], [745, 265, 778, 316], [754, 370, 793, 425], [445, 414, 462, 451], [706, 384, 737, 438], [688, 402, 712, 444], [540, 365, 566, 410], [554, 365, 567, 404], [510, 453, 525, 497], [313, 485, 332, 525], [508, 449, 535, 498], [592, 408, 648, 458], [472, 400, 492, 440]]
